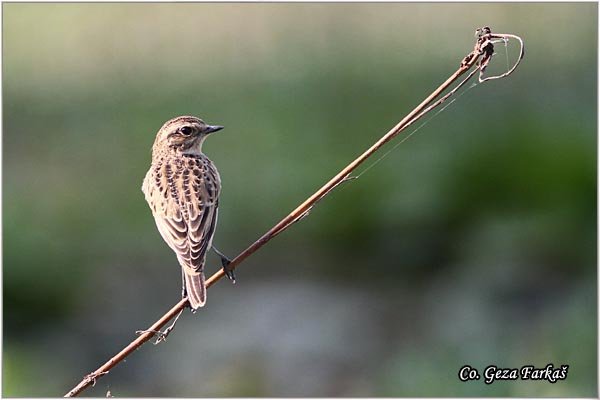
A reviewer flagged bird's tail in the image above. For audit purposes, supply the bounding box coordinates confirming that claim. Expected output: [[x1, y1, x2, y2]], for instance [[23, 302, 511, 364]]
[[185, 271, 206, 309]]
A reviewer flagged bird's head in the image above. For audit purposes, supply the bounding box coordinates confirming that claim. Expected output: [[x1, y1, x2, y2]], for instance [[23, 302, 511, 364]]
[[153, 116, 224, 156]]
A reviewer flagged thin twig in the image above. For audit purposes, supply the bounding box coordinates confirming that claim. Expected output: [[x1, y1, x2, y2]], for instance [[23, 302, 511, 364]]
[[64, 27, 524, 397]]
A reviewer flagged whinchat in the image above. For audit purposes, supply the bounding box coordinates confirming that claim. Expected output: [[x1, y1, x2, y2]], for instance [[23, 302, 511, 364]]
[[142, 116, 233, 310]]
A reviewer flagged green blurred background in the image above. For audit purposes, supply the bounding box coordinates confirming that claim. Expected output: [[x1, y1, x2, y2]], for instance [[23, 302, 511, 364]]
[[3, 2, 597, 397]]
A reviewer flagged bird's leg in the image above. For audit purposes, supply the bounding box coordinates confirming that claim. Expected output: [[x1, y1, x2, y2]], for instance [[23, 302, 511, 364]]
[[212, 245, 236, 283], [180, 271, 198, 313], [180, 269, 187, 299]]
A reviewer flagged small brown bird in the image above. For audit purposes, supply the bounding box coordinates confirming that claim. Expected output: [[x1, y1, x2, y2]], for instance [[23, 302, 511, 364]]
[[142, 116, 233, 309]]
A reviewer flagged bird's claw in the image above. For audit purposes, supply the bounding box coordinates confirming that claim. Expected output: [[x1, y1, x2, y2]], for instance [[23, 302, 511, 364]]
[[222, 260, 236, 284], [212, 246, 236, 284]]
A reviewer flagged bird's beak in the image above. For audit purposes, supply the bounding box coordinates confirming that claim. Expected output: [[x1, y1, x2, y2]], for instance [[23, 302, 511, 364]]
[[204, 125, 224, 134]]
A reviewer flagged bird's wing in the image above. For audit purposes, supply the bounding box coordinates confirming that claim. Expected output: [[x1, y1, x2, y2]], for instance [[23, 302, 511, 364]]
[[142, 158, 220, 275]]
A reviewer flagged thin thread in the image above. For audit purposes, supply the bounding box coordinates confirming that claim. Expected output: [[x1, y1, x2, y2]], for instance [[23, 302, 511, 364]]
[[353, 81, 477, 180], [502, 38, 510, 72]]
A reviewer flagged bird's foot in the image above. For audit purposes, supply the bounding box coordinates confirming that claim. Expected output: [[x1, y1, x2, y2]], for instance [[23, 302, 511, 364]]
[[212, 246, 236, 284]]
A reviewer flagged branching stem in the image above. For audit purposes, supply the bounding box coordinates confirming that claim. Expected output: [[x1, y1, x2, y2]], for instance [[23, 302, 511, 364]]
[[64, 27, 523, 397]]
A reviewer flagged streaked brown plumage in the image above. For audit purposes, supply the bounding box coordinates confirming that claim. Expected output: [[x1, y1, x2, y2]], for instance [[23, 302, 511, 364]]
[[142, 116, 223, 309]]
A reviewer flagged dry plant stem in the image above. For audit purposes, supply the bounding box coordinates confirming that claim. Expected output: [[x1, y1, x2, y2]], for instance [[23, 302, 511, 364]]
[[64, 28, 523, 397]]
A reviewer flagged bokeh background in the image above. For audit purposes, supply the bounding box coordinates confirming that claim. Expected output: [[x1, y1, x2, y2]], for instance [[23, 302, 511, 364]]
[[3, 2, 597, 397]]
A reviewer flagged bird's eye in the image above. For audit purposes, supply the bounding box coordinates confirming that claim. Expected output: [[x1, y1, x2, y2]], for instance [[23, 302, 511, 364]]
[[180, 126, 193, 135]]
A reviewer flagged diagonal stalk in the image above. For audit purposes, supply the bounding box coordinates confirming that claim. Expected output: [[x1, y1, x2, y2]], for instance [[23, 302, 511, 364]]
[[65, 27, 523, 397]]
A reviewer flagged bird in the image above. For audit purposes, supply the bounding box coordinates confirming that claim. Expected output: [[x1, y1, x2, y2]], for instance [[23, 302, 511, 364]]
[[142, 116, 233, 310]]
